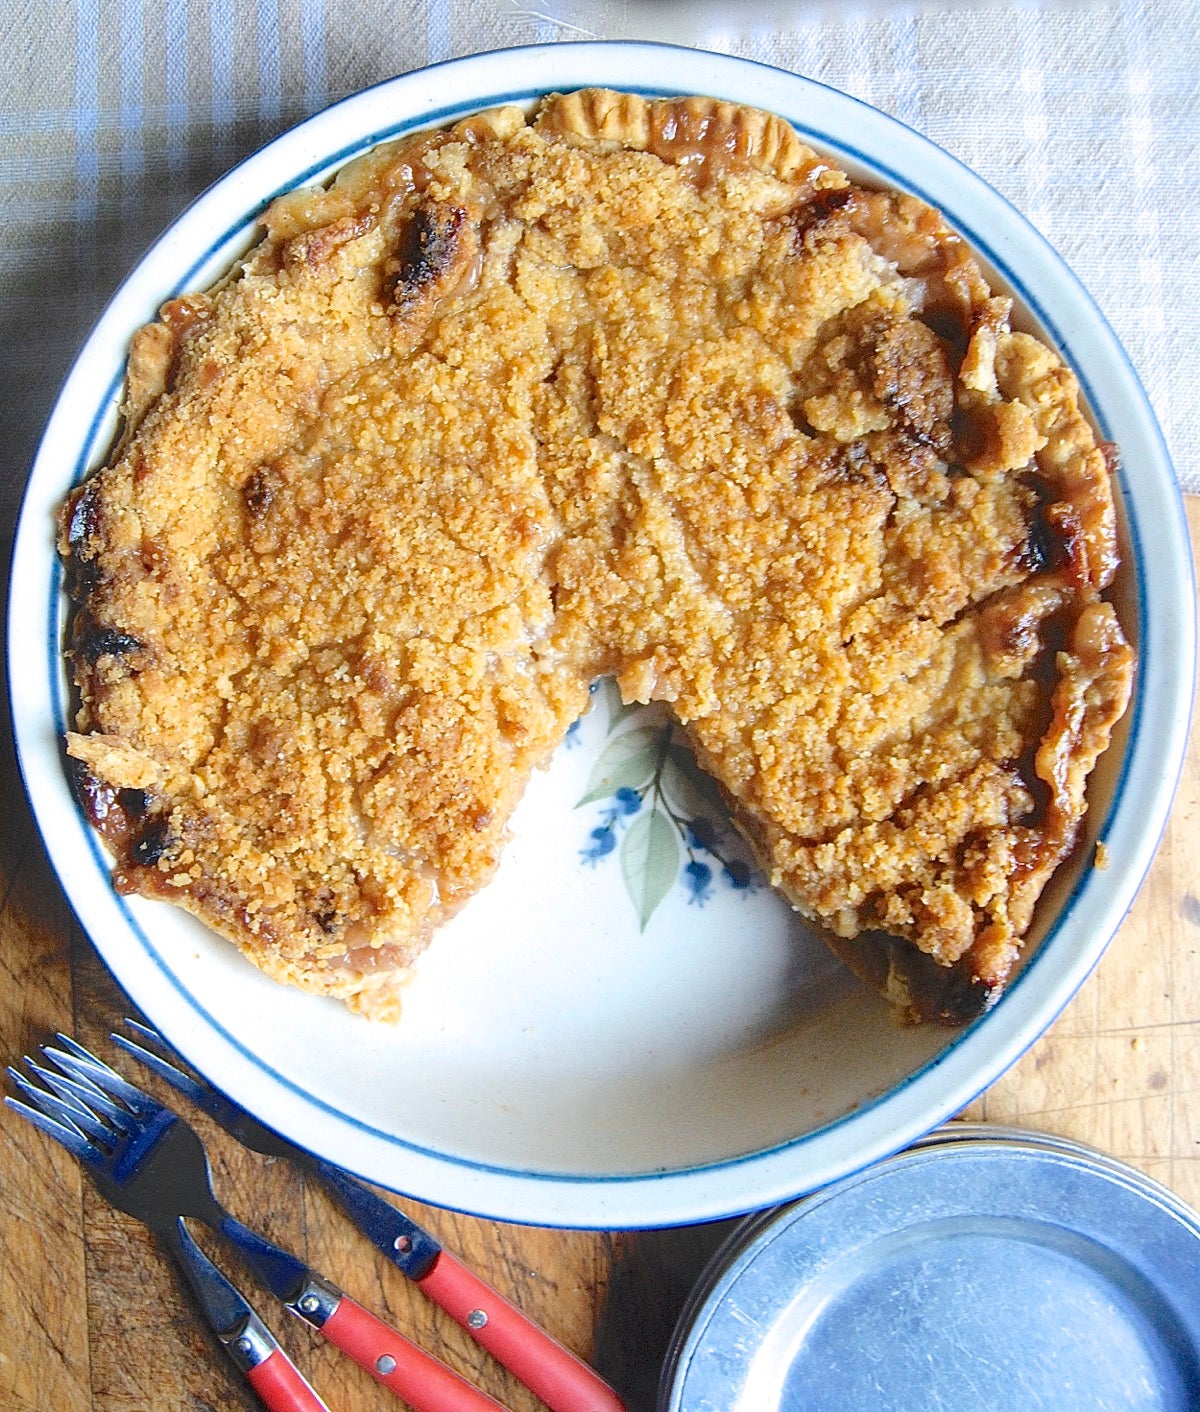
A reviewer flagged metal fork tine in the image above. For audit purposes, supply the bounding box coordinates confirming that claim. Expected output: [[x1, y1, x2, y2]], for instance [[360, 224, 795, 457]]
[[114, 1021, 268, 1148], [12, 1062, 117, 1144], [50, 1032, 131, 1080], [47, 1032, 103, 1065], [44, 1035, 158, 1117], [7, 1066, 93, 1129], [123, 1018, 181, 1060], [39, 1049, 143, 1133], [50, 1031, 146, 1090], [4, 1095, 98, 1164], [12, 1035, 516, 1411], [11, 1059, 92, 1116], [110, 1029, 208, 1106], [9, 1065, 332, 1410]]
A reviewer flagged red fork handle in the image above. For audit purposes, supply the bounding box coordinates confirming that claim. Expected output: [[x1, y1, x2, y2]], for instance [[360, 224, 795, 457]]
[[245, 1349, 330, 1412], [419, 1252, 627, 1412], [320, 1294, 508, 1411]]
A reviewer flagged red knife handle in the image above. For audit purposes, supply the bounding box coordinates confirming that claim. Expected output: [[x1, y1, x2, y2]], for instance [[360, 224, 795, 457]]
[[419, 1252, 627, 1412], [245, 1349, 331, 1412], [317, 1292, 507, 1411]]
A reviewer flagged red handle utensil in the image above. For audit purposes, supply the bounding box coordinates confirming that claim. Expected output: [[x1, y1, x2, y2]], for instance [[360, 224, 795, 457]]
[[115, 1022, 629, 1412], [243, 1347, 331, 1412], [292, 1274, 507, 1411], [421, 1252, 627, 1412]]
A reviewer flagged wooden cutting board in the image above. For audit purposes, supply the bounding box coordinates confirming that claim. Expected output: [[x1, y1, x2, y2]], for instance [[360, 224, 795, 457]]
[[2, 499, 1197, 1412]]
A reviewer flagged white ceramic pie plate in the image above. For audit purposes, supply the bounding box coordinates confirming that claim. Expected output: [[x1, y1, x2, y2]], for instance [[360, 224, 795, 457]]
[[8, 43, 1194, 1228]]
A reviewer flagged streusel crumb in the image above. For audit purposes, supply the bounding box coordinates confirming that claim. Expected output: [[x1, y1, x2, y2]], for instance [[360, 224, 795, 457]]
[[60, 90, 1133, 1021]]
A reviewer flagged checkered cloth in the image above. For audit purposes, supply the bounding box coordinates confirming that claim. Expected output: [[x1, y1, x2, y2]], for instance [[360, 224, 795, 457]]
[[3, 0, 1196, 543]]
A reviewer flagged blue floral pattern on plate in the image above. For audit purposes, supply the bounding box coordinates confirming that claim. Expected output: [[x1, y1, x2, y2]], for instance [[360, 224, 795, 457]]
[[576, 680, 758, 929]]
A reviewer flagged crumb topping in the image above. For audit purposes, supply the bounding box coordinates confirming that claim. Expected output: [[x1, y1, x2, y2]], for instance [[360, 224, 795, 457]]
[[60, 90, 1133, 1021]]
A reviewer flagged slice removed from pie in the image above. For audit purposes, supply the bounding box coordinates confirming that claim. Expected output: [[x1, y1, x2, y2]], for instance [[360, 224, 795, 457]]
[[59, 89, 1135, 1021]]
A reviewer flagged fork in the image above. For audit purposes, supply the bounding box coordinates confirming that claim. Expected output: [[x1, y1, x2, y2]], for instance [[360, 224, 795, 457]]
[[8, 1036, 508, 1412], [8, 1058, 329, 1412], [114, 1018, 628, 1412]]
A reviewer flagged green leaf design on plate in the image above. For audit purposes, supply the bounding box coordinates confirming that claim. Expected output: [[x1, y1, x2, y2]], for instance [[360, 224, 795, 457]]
[[620, 806, 680, 931], [594, 675, 628, 721], [661, 740, 729, 821], [577, 724, 666, 806]]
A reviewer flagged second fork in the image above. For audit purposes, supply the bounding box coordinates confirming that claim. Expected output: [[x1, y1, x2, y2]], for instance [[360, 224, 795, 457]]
[[115, 1018, 628, 1412], [12, 1036, 509, 1412]]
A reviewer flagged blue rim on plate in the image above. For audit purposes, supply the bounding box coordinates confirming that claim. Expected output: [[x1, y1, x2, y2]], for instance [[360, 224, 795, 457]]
[[7, 44, 1195, 1228]]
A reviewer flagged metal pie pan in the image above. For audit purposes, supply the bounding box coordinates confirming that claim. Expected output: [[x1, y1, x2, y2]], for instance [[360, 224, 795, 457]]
[[661, 1125, 1200, 1411]]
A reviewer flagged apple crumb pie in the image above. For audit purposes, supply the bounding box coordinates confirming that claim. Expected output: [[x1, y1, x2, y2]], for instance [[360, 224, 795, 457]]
[[59, 89, 1135, 1022]]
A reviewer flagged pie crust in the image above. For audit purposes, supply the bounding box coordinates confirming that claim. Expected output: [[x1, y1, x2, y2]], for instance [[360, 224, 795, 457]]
[[59, 90, 1135, 1022]]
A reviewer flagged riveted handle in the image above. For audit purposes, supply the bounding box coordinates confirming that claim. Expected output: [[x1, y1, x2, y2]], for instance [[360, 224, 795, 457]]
[[321, 1293, 508, 1411], [419, 1252, 627, 1412]]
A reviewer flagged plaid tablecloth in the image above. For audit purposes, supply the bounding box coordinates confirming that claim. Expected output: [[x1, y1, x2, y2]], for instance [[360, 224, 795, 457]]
[[3, 0, 1196, 542]]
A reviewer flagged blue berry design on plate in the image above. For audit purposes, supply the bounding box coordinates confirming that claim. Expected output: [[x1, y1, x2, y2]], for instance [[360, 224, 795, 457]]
[[580, 786, 643, 862], [576, 688, 758, 929]]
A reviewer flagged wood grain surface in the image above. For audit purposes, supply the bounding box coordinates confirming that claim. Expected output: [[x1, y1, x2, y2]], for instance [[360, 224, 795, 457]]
[[2, 499, 1197, 1412]]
